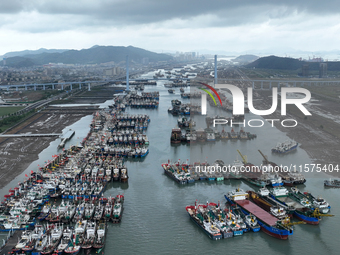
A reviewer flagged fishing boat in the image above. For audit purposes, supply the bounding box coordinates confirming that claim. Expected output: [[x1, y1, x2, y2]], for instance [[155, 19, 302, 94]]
[[104, 199, 113, 220], [41, 224, 63, 254], [304, 193, 331, 214], [64, 220, 87, 255], [0, 214, 34, 232], [224, 209, 244, 236], [170, 128, 182, 144], [168, 89, 175, 94], [185, 201, 222, 240], [54, 227, 73, 255], [38, 203, 51, 221], [112, 195, 124, 223], [207, 202, 233, 238], [93, 219, 106, 251], [81, 221, 96, 250], [12, 230, 32, 253], [229, 158, 243, 179], [271, 140, 298, 154], [120, 168, 129, 182], [324, 179, 340, 187], [22, 224, 45, 253], [112, 168, 120, 182], [244, 214, 261, 232], [231, 206, 250, 232], [73, 202, 85, 222], [63, 203, 76, 223], [84, 202, 95, 220], [93, 203, 104, 221]]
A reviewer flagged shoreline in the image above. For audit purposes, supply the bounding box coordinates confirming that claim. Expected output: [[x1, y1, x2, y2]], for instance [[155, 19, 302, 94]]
[[0, 112, 91, 189]]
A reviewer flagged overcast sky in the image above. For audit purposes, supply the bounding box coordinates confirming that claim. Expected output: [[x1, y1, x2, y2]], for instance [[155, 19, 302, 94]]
[[1, 0, 340, 58]]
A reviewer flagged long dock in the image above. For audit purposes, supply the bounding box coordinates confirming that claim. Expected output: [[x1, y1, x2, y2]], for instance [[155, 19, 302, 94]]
[[58, 129, 75, 149]]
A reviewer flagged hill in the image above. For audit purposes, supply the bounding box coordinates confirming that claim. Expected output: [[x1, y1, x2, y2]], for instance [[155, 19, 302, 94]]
[[232, 54, 258, 63], [1, 46, 173, 67], [2, 48, 68, 58], [245, 55, 340, 71]]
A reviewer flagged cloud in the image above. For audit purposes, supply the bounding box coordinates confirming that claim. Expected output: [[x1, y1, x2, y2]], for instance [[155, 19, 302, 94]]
[[2, 0, 340, 28], [1, 0, 340, 56]]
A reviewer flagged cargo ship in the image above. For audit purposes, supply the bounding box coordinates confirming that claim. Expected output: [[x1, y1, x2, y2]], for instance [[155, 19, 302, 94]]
[[225, 188, 293, 239], [248, 189, 294, 219], [269, 186, 321, 225]]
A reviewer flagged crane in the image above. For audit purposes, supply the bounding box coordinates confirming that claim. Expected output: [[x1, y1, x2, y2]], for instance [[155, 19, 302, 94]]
[[258, 149, 269, 164], [311, 208, 334, 218], [237, 149, 247, 165]]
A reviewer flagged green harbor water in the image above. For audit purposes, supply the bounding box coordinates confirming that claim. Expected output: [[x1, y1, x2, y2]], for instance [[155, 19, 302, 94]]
[[1, 71, 339, 255]]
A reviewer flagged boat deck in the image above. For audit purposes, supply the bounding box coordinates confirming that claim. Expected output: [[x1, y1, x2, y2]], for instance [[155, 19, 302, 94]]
[[236, 199, 278, 226], [277, 196, 304, 209]]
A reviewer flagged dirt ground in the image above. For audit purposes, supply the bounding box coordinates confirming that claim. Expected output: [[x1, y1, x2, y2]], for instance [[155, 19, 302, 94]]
[[0, 112, 89, 188], [220, 69, 340, 178], [0, 85, 122, 188]]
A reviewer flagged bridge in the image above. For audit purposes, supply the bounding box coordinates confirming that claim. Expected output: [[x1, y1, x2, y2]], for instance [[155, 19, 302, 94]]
[[1, 77, 339, 93]]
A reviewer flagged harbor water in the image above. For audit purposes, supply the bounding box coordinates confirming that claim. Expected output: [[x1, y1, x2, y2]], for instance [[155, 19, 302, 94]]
[[1, 71, 339, 255]]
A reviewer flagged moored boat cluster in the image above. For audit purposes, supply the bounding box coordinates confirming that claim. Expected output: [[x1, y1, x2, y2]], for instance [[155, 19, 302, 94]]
[[187, 187, 333, 241], [114, 91, 160, 109], [0, 106, 145, 254]]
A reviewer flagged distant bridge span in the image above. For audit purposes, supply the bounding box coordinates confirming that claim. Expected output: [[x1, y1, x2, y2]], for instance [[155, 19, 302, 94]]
[[1, 76, 339, 92]]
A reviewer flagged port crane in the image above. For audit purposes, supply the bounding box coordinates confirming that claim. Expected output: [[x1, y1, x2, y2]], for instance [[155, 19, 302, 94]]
[[311, 208, 334, 218], [258, 150, 269, 164], [237, 149, 247, 165]]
